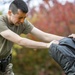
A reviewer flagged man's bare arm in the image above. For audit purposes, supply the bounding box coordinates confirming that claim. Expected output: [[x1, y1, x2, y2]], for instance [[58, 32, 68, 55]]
[[0, 29, 50, 49], [31, 27, 64, 42]]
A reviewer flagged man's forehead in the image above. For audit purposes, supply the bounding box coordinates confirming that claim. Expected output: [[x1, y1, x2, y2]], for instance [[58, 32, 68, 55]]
[[15, 9, 27, 17]]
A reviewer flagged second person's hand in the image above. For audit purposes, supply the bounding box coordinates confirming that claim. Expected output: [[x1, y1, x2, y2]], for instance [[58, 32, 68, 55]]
[[68, 34, 75, 38]]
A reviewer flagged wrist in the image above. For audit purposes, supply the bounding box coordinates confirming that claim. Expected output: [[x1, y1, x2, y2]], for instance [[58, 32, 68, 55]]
[[46, 43, 51, 48]]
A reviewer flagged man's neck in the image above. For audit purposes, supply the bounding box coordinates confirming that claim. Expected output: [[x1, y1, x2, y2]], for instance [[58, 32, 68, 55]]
[[6, 14, 14, 25]]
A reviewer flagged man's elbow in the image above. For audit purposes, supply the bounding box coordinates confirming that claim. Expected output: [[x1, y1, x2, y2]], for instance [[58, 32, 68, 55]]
[[17, 38, 24, 46]]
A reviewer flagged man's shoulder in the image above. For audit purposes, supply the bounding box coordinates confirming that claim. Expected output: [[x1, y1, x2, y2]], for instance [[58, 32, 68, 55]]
[[24, 19, 33, 26], [0, 15, 3, 17], [24, 19, 28, 24], [0, 15, 3, 19], [0, 15, 7, 21]]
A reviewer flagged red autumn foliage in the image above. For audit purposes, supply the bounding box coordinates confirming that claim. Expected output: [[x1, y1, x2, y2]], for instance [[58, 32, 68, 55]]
[[28, 0, 75, 39]]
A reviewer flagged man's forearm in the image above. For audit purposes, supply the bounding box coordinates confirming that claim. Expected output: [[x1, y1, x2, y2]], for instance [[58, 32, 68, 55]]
[[42, 33, 64, 42], [31, 27, 64, 42], [48, 34, 64, 41], [18, 38, 49, 49]]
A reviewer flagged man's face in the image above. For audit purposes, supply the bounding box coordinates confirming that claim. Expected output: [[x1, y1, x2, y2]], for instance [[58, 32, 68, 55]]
[[8, 9, 27, 26]]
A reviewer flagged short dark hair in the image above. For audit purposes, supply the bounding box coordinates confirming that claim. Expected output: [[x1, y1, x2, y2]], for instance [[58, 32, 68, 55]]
[[9, 0, 28, 14]]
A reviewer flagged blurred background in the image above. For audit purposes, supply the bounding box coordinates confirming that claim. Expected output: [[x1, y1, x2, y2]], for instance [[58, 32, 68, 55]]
[[0, 0, 75, 75]]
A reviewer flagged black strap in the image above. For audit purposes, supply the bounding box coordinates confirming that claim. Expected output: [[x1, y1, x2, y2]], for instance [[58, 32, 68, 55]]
[[0, 54, 12, 72]]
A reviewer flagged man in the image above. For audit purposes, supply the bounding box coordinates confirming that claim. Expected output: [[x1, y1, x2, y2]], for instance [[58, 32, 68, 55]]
[[0, 0, 63, 75], [49, 36, 75, 75]]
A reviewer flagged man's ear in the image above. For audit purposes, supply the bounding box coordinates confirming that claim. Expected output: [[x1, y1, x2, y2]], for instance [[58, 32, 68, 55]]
[[8, 10, 12, 16]]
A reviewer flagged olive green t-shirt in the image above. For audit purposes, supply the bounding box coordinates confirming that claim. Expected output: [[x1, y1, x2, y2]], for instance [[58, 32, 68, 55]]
[[0, 15, 34, 58]]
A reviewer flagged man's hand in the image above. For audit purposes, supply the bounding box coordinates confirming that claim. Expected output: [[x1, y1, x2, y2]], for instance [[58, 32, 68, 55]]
[[47, 40, 59, 48], [68, 34, 75, 38]]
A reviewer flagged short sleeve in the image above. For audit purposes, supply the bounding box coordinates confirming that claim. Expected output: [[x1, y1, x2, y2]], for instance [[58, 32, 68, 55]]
[[22, 19, 34, 34], [0, 20, 9, 33]]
